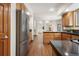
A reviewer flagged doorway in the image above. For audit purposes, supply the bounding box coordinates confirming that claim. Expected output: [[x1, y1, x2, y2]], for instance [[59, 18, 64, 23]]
[[0, 4, 10, 56]]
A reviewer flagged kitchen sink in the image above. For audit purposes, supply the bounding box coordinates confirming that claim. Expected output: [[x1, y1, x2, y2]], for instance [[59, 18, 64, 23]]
[[71, 39, 79, 44]]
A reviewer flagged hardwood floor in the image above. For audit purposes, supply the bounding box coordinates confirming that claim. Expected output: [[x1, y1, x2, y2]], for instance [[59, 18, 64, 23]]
[[27, 35, 57, 56]]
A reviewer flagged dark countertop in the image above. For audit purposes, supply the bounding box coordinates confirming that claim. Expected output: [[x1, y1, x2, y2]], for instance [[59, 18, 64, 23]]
[[50, 40, 79, 56], [62, 32, 79, 36], [43, 32, 79, 36], [44, 31, 62, 33]]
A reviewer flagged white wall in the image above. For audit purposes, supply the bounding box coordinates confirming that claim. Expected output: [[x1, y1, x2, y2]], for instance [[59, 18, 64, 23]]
[[10, 3, 16, 56], [29, 16, 33, 30], [33, 16, 38, 35], [43, 20, 62, 32], [32, 19, 62, 33], [29, 14, 34, 40]]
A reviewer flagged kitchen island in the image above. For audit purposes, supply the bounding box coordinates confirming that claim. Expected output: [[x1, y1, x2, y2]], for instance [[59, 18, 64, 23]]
[[50, 40, 79, 56]]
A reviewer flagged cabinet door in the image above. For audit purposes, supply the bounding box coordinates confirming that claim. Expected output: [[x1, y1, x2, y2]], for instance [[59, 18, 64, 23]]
[[62, 14, 69, 27], [71, 35, 79, 39], [68, 12, 74, 26], [75, 10, 79, 27], [54, 33, 61, 40], [62, 33, 71, 40], [43, 33, 54, 44], [62, 34, 66, 40], [16, 3, 21, 10], [62, 12, 74, 28]]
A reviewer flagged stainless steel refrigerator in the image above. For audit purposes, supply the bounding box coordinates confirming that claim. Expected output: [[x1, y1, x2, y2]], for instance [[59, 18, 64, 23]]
[[16, 10, 29, 56]]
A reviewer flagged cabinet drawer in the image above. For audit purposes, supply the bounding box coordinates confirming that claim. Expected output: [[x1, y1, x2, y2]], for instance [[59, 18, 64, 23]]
[[54, 37, 61, 40], [62, 34, 71, 40], [54, 33, 61, 40], [71, 35, 79, 39], [44, 36, 54, 40]]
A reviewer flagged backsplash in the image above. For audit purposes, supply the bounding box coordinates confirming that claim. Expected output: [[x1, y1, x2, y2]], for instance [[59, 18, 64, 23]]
[[73, 30, 79, 34], [66, 30, 79, 34]]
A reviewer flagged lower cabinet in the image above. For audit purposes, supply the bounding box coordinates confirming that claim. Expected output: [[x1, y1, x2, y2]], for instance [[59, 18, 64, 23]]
[[43, 33, 54, 44], [43, 32, 79, 44], [61, 33, 71, 40], [54, 33, 61, 40], [71, 35, 79, 39], [43, 32, 61, 44]]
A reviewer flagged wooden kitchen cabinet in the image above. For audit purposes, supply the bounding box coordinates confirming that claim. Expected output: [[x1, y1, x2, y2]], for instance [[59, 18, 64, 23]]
[[62, 8, 79, 30], [75, 9, 79, 27], [43, 32, 79, 44], [71, 35, 79, 39], [43, 32, 62, 44], [62, 12, 74, 30], [62, 13, 69, 27], [16, 3, 22, 10], [62, 33, 66, 40], [61, 33, 71, 40], [16, 3, 26, 11], [43, 32, 54, 44], [54, 33, 61, 40]]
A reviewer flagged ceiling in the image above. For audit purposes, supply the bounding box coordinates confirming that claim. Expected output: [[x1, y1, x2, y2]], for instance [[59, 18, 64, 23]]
[[25, 3, 72, 20]]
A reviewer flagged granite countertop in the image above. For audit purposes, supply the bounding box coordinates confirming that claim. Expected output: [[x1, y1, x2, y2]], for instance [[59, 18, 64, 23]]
[[50, 40, 79, 56], [44, 31, 60, 33], [62, 32, 79, 35]]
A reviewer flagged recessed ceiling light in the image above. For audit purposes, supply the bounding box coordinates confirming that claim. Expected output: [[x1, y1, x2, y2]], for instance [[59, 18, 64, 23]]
[[45, 21, 49, 23], [39, 21, 42, 24], [49, 8, 54, 12], [26, 11, 30, 15], [65, 9, 69, 12]]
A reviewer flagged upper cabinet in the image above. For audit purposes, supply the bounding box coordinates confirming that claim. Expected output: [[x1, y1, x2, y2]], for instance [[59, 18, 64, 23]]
[[62, 9, 79, 30], [16, 3, 27, 11], [62, 13, 69, 27], [62, 12, 74, 27], [75, 9, 79, 27]]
